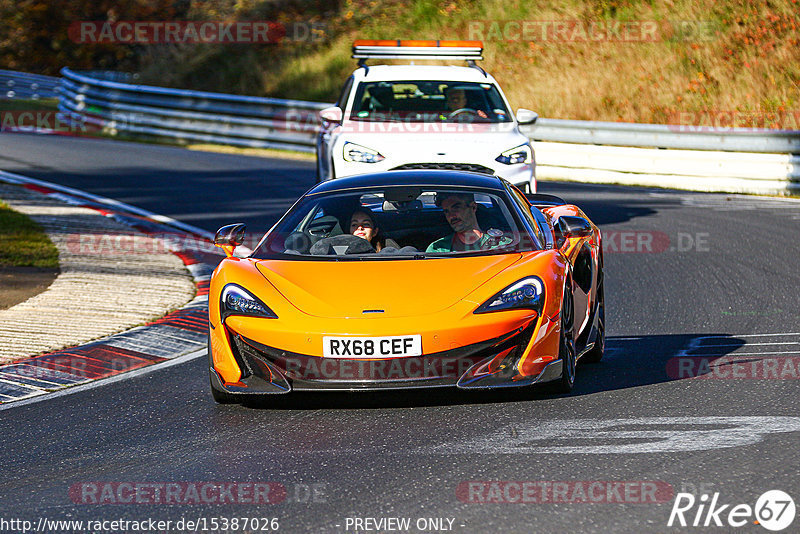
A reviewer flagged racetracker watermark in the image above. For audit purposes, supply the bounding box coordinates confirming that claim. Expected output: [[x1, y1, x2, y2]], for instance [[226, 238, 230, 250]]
[[1, 111, 94, 134], [68, 21, 328, 44], [10, 355, 152, 381], [668, 111, 800, 132], [65, 232, 224, 256], [667, 356, 800, 380], [0, 517, 279, 533], [466, 20, 717, 43], [276, 355, 483, 381], [457, 481, 674, 503], [602, 231, 709, 254], [0, 110, 143, 136], [332, 117, 519, 135], [69, 482, 286, 505], [65, 231, 711, 257]]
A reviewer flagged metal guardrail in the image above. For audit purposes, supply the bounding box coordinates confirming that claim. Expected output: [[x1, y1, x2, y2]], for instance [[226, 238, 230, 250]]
[[523, 119, 800, 154], [58, 67, 326, 152], [0, 70, 60, 99], [533, 142, 800, 195], [46, 68, 800, 195], [59, 67, 800, 153]]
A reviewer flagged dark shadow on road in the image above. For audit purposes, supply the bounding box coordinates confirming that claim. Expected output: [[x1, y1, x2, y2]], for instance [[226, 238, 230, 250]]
[[237, 333, 745, 410], [539, 181, 675, 226]]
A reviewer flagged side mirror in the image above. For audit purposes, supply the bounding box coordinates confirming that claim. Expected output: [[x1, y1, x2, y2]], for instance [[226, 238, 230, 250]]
[[214, 223, 246, 257], [554, 216, 592, 248], [515, 108, 538, 125], [319, 106, 343, 123]]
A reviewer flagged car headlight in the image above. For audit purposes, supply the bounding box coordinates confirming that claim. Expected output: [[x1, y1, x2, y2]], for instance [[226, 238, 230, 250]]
[[495, 143, 532, 165], [343, 141, 385, 163], [220, 284, 278, 320], [474, 276, 544, 315]]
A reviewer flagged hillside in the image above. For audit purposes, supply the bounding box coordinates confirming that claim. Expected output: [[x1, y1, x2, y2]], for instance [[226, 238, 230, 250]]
[[2, 0, 798, 124]]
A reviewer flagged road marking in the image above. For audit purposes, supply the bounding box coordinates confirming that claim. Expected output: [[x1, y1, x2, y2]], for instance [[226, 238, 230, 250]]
[[699, 342, 800, 348], [420, 417, 800, 455], [702, 332, 800, 338], [0, 169, 220, 405], [667, 193, 800, 211], [688, 351, 800, 357], [0, 169, 253, 256], [0, 348, 206, 412], [678, 333, 800, 357], [0, 170, 213, 239]]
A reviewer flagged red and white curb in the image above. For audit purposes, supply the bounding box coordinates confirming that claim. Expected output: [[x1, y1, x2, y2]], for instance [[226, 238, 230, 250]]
[[0, 170, 226, 404]]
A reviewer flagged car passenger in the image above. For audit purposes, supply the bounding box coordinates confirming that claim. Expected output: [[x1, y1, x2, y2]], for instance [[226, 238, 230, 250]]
[[349, 208, 398, 252], [426, 193, 511, 253]]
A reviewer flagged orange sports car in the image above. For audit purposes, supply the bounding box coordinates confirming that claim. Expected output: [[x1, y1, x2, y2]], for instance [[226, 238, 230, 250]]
[[208, 171, 604, 403]]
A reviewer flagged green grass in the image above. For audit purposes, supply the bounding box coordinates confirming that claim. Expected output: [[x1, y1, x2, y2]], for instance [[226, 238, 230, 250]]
[[0, 98, 58, 112], [0, 200, 59, 268]]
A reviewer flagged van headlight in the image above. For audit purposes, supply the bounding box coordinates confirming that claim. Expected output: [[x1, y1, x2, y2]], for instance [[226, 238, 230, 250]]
[[343, 142, 385, 163], [495, 144, 532, 165]]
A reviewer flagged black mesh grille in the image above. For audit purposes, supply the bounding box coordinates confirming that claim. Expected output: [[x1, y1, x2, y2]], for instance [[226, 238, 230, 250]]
[[390, 163, 495, 175], [231, 334, 259, 378]]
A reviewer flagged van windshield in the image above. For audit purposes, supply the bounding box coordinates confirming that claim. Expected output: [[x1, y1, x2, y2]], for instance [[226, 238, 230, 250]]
[[349, 81, 512, 123]]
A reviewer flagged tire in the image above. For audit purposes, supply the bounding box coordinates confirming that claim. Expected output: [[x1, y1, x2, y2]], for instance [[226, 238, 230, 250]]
[[553, 288, 576, 394], [208, 335, 237, 404], [581, 270, 605, 364]]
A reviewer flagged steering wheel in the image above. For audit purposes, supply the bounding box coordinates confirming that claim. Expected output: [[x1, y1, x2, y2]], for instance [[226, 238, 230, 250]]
[[447, 108, 481, 119], [480, 229, 507, 250]]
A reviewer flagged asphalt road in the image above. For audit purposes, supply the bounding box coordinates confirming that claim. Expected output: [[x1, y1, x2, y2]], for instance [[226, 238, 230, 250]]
[[2, 133, 800, 533]]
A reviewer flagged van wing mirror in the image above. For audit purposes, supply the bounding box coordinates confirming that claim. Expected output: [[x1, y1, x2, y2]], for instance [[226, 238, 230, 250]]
[[515, 108, 538, 124], [319, 106, 343, 123]]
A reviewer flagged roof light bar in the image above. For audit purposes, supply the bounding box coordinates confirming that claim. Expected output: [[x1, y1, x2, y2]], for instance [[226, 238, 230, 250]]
[[352, 40, 483, 61]]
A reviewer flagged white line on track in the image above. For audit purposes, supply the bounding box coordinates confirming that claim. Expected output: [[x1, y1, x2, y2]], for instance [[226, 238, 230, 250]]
[[420, 417, 800, 455], [686, 351, 800, 357], [702, 332, 800, 338], [0, 169, 253, 255], [699, 341, 800, 347], [0, 348, 206, 412], [0, 168, 227, 409], [0, 170, 213, 239]]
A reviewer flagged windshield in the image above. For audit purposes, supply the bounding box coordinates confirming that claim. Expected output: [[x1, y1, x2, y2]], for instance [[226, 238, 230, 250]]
[[253, 186, 539, 260], [349, 81, 512, 123]]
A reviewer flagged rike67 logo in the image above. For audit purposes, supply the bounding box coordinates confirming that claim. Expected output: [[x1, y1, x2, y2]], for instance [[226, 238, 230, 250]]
[[668, 490, 795, 531]]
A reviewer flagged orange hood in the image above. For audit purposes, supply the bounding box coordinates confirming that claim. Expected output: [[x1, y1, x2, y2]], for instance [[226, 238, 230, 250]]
[[255, 255, 521, 319]]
